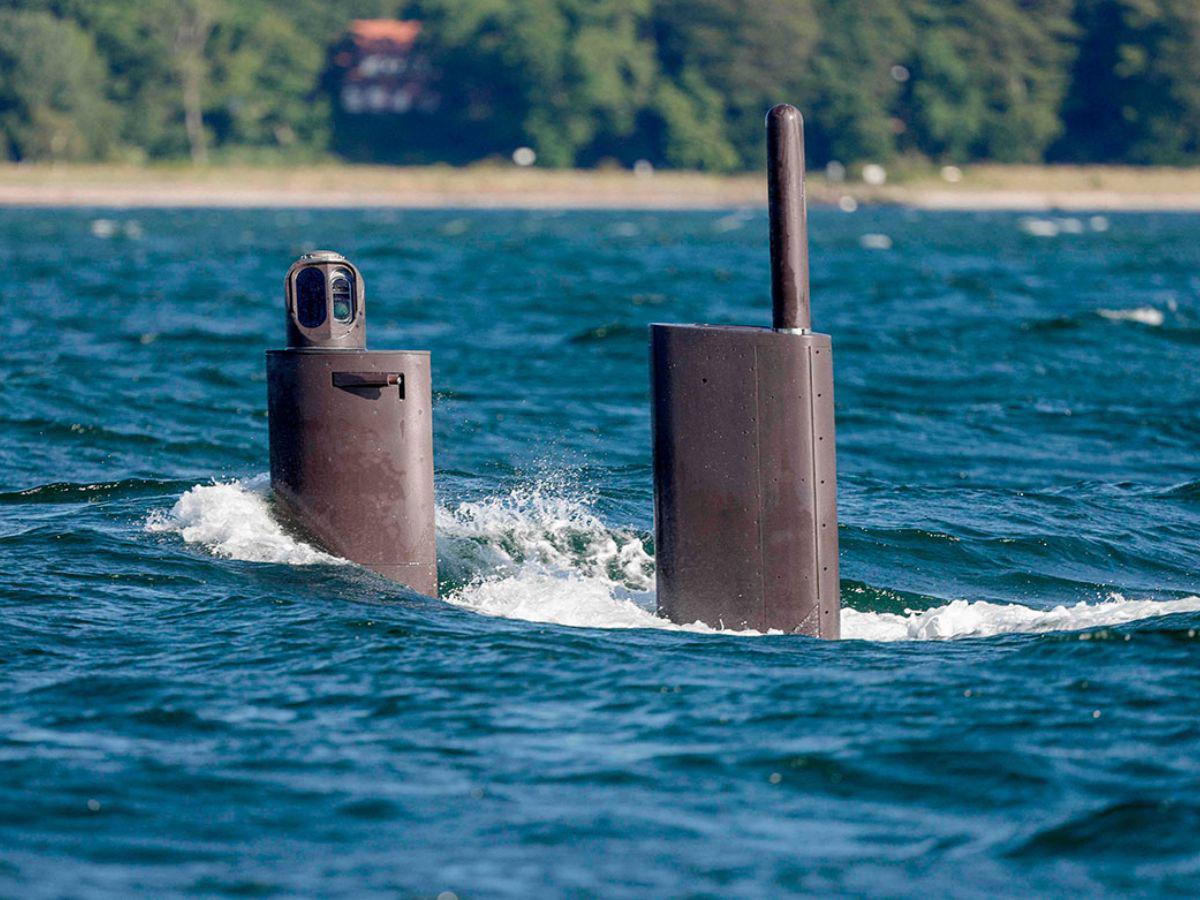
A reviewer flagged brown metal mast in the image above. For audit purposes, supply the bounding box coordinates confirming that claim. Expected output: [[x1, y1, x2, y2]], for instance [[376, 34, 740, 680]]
[[767, 103, 811, 331]]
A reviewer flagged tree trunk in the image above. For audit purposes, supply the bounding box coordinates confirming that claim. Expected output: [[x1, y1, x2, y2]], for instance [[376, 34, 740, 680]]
[[182, 67, 206, 165], [174, 3, 213, 165]]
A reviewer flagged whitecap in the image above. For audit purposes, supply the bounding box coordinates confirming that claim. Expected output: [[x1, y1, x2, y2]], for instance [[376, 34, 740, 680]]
[[1019, 217, 1059, 237], [1097, 307, 1165, 326], [90, 218, 118, 239]]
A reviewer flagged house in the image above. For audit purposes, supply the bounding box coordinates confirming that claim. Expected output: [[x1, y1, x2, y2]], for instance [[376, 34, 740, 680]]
[[333, 20, 437, 116]]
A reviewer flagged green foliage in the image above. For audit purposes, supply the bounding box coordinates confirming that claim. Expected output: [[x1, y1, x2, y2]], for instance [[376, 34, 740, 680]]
[[900, 0, 1075, 162], [2, 0, 331, 161], [0, 11, 118, 160], [804, 0, 913, 165], [1, 0, 1199, 166], [650, 69, 740, 170], [1055, 0, 1200, 163], [416, 0, 660, 166], [653, 0, 820, 167], [208, 4, 329, 153]]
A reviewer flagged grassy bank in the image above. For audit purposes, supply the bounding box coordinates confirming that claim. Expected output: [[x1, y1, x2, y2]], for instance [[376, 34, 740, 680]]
[[2, 162, 1199, 210]]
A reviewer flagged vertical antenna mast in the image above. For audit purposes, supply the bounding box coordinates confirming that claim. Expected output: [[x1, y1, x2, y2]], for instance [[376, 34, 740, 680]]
[[766, 104, 811, 331]]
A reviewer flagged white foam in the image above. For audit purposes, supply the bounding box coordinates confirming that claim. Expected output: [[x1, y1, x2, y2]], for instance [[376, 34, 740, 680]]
[[146, 475, 343, 565], [1019, 217, 1060, 237], [434, 486, 698, 628], [1019, 216, 1087, 237], [435, 485, 653, 587], [859, 233, 893, 250], [447, 570, 685, 630], [1098, 306, 1165, 326], [842, 595, 1200, 641], [149, 478, 1200, 640]]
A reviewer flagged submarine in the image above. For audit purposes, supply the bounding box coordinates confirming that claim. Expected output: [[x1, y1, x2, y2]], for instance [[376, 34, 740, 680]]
[[264, 104, 838, 635]]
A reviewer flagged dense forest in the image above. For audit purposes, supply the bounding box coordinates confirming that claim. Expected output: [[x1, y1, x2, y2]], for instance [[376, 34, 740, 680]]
[[0, 0, 1198, 169]]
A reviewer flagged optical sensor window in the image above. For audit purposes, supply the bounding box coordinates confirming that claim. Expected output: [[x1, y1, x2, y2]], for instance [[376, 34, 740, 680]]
[[331, 268, 355, 323], [296, 267, 327, 328]]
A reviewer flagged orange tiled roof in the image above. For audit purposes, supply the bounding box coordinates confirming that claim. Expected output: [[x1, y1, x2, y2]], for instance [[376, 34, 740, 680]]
[[350, 19, 421, 49]]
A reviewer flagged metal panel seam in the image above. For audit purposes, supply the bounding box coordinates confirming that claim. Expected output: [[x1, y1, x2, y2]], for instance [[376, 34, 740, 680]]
[[754, 345, 766, 629], [807, 345, 821, 604]]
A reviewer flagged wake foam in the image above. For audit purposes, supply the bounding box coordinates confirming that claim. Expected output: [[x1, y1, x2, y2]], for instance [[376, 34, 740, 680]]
[[434, 486, 686, 629], [146, 475, 343, 565], [843, 596, 1200, 642], [147, 478, 1200, 641]]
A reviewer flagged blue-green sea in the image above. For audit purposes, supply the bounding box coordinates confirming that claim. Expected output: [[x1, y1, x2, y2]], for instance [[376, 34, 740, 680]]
[[3, 206, 1199, 896]]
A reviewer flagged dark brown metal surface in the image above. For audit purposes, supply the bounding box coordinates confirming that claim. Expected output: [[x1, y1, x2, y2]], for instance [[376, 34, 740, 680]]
[[651, 324, 839, 635], [266, 251, 436, 597], [267, 349, 437, 596], [767, 104, 810, 331], [651, 102, 838, 636]]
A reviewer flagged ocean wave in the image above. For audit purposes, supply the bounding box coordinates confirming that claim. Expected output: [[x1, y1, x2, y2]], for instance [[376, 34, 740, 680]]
[[147, 478, 1200, 641], [0, 477, 187, 505], [1021, 305, 1176, 333], [566, 322, 643, 344]]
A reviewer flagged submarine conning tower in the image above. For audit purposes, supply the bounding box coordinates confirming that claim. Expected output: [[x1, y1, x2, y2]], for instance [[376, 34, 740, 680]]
[[266, 250, 438, 596], [650, 104, 840, 636]]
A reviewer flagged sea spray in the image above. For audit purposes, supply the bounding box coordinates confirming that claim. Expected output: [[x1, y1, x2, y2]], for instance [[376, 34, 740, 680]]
[[435, 485, 676, 628], [146, 475, 343, 566], [148, 477, 1200, 641], [434, 484, 654, 592]]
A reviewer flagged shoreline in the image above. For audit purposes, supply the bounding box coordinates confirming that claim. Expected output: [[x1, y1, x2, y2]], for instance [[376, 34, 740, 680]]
[[2, 163, 1200, 210]]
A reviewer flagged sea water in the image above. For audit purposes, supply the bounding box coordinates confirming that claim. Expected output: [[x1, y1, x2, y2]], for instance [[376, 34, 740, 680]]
[[2, 207, 1199, 895]]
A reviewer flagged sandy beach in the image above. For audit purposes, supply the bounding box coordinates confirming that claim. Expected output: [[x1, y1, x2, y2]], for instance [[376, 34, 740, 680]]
[[2, 162, 1199, 210]]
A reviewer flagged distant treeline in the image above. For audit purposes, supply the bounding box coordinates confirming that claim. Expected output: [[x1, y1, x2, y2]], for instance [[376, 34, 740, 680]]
[[1, 0, 1198, 169]]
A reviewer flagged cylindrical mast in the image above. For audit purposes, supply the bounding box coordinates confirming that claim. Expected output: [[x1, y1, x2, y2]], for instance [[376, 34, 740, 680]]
[[766, 103, 810, 331]]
